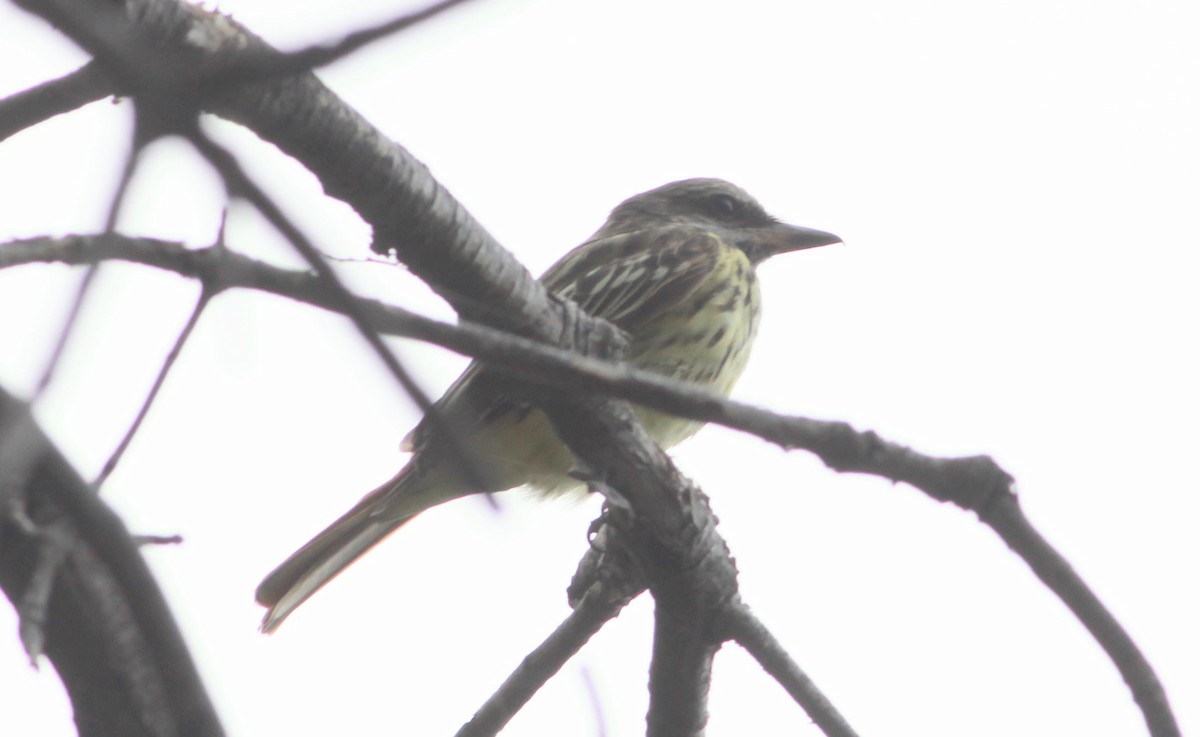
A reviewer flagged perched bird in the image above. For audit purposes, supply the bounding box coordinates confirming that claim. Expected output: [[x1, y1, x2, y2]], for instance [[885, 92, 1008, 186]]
[[256, 178, 839, 632]]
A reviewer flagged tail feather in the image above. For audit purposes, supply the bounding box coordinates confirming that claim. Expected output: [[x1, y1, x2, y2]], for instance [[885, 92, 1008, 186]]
[[256, 466, 435, 633]]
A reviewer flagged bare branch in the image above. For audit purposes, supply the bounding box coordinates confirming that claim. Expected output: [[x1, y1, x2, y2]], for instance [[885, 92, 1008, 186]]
[[646, 599, 719, 737], [3, 2, 1179, 733], [0, 237, 1038, 508], [986, 493, 1179, 737], [186, 130, 498, 493], [104, 126, 143, 232], [0, 62, 116, 143], [34, 120, 142, 404], [16, 518, 74, 664], [132, 533, 184, 546], [94, 288, 210, 488], [0, 388, 225, 737], [208, 0, 480, 82], [11, 0, 185, 88], [723, 600, 858, 737], [457, 588, 631, 737], [2, 232, 1177, 736], [32, 265, 100, 400]]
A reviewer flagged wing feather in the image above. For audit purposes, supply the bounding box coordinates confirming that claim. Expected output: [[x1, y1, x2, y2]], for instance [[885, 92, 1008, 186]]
[[402, 227, 723, 453], [543, 227, 721, 330]]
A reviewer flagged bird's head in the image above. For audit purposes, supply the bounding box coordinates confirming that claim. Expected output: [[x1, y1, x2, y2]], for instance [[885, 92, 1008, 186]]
[[596, 178, 840, 265]]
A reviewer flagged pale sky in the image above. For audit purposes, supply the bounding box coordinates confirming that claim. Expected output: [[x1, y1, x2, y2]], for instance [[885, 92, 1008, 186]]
[[1, 1, 1197, 735]]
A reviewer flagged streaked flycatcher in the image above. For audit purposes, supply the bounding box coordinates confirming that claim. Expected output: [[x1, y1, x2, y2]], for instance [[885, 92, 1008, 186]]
[[256, 178, 839, 631]]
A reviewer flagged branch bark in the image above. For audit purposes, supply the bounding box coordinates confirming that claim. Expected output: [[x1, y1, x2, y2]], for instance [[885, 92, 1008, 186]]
[[5, 232, 1181, 735], [0, 388, 224, 737], [1, 0, 1181, 734], [0, 62, 116, 142]]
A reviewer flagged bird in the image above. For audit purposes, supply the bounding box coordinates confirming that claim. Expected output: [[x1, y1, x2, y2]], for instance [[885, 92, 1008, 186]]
[[256, 178, 840, 632]]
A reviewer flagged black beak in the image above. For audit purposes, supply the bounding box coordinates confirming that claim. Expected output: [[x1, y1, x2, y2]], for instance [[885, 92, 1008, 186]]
[[740, 222, 841, 265]]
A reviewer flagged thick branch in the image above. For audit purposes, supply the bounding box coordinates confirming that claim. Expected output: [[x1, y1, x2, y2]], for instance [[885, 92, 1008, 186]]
[[0, 236, 1051, 509], [93, 0, 620, 355], [0, 236, 1007, 499], [3, 233, 1178, 736], [3, 0, 1178, 733], [646, 601, 720, 736], [11, 7, 729, 723], [0, 61, 116, 142], [538, 395, 738, 737], [0, 388, 223, 737]]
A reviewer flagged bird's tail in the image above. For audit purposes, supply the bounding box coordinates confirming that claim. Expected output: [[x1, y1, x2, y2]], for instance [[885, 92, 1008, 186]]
[[255, 465, 437, 633]]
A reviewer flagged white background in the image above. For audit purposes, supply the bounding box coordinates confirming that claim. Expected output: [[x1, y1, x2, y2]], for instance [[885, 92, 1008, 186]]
[[1, 1, 1197, 735]]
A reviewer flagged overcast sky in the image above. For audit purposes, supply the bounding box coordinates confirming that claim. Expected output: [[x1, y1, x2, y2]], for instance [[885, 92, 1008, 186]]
[[1, 1, 1197, 735]]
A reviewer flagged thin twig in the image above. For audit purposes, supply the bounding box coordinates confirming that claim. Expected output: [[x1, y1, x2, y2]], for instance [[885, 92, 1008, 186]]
[[186, 131, 496, 492], [32, 266, 100, 400], [205, 0, 479, 84], [578, 667, 608, 737], [94, 287, 211, 488], [34, 131, 142, 401], [986, 494, 1179, 737], [103, 127, 143, 234], [723, 599, 859, 737], [457, 590, 629, 737], [132, 533, 184, 546]]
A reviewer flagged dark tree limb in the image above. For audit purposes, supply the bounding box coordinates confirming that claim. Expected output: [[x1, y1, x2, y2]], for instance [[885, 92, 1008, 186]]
[[0, 61, 116, 143], [31, 261, 100, 399], [0, 388, 224, 737], [2, 0, 1179, 734], [82, 0, 625, 353], [537, 394, 739, 737], [456, 586, 634, 737], [986, 493, 1178, 737], [94, 287, 210, 488], [459, 519, 649, 737], [15, 517, 73, 663], [208, 0, 480, 83], [2, 232, 1179, 736], [722, 600, 858, 737], [646, 600, 720, 736], [185, 130, 499, 485]]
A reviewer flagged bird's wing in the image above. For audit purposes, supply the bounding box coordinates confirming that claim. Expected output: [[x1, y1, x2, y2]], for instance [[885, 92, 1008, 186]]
[[542, 227, 723, 331], [401, 227, 724, 453]]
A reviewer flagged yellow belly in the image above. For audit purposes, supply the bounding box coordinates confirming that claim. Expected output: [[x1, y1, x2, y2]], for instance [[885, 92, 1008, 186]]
[[472, 247, 762, 498]]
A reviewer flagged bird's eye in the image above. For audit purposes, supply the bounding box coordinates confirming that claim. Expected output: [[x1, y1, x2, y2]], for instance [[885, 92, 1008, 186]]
[[708, 194, 739, 219]]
